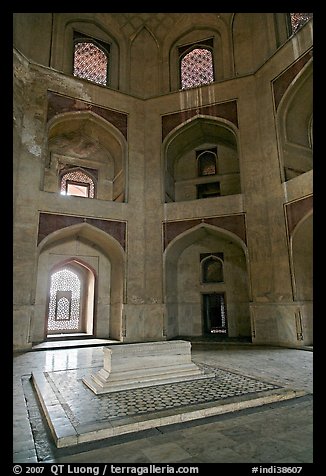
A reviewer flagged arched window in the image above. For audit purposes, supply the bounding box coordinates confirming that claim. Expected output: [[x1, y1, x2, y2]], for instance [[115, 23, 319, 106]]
[[48, 268, 82, 333], [60, 168, 96, 198], [73, 32, 109, 86], [197, 150, 217, 176], [180, 41, 214, 89], [202, 256, 224, 283], [289, 13, 313, 35]]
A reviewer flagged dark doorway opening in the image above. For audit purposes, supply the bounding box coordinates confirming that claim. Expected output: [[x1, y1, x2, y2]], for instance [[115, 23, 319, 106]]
[[202, 292, 228, 335]]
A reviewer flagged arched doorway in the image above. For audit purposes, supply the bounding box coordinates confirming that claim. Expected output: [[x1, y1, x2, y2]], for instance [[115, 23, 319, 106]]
[[164, 223, 251, 340], [32, 222, 125, 344], [46, 260, 95, 337], [201, 255, 227, 335]]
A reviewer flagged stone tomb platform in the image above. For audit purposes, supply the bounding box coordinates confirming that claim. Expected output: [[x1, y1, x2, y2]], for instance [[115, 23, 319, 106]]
[[82, 340, 214, 394], [31, 340, 306, 449]]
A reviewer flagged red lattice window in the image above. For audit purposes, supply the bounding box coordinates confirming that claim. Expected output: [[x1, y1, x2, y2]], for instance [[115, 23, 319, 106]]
[[180, 47, 214, 90], [60, 170, 95, 198], [290, 13, 313, 34], [73, 42, 108, 86]]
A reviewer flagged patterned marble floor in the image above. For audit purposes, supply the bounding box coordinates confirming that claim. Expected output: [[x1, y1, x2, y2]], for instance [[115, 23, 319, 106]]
[[28, 358, 303, 452], [14, 344, 313, 464], [33, 364, 279, 421]]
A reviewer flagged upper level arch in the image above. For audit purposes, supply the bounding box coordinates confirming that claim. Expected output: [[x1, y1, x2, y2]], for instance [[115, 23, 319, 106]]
[[167, 22, 232, 92], [44, 110, 127, 202], [51, 15, 120, 89], [162, 115, 240, 203]]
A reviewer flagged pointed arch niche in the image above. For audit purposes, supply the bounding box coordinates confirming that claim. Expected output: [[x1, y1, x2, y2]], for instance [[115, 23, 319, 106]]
[[163, 223, 251, 339], [232, 13, 276, 76], [163, 117, 241, 203], [32, 223, 125, 343], [276, 61, 313, 182], [44, 111, 127, 202], [129, 26, 159, 98]]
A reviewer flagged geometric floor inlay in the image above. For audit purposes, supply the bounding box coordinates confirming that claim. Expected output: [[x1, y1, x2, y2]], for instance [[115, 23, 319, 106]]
[[28, 362, 305, 450], [44, 364, 280, 422]]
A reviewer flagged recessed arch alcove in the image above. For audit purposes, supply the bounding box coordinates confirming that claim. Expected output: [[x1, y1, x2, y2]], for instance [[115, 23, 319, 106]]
[[276, 61, 313, 182], [32, 222, 125, 343], [44, 110, 127, 202], [163, 116, 241, 203], [163, 223, 251, 339], [129, 26, 159, 98]]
